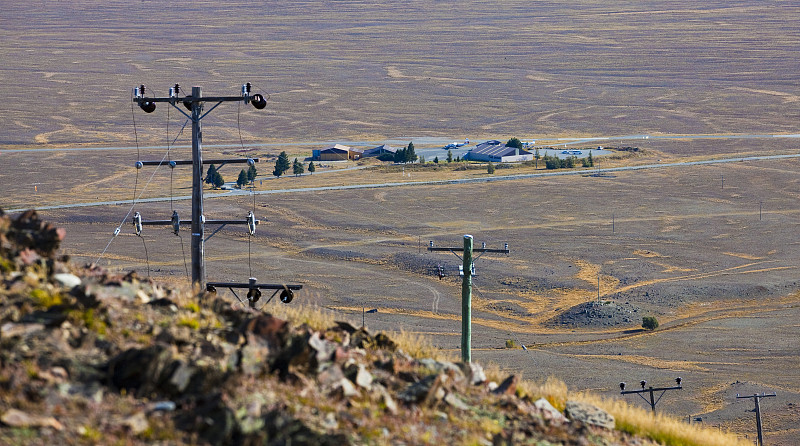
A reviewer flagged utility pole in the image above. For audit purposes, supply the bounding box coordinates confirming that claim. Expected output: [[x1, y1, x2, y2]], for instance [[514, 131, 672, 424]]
[[737, 392, 776, 446], [759, 201, 763, 221], [620, 378, 683, 413], [132, 83, 301, 301], [428, 236, 509, 362]]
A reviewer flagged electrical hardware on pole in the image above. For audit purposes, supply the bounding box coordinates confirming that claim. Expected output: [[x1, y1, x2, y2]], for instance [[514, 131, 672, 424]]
[[428, 237, 510, 362], [619, 378, 682, 413], [736, 392, 776, 446], [131, 83, 302, 301]]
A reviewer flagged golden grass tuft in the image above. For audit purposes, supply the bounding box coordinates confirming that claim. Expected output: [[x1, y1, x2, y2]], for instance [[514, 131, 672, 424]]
[[572, 392, 749, 446]]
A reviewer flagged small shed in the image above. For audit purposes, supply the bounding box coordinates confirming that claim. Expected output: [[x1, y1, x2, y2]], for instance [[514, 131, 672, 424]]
[[312, 144, 361, 161]]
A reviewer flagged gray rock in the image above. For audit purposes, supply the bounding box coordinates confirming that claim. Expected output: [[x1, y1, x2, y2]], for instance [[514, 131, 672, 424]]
[[460, 362, 487, 386], [53, 273, 81, 289], [122, 411, 149, 435], [1, 408, 63, 431], [354, 365, 373, 389], [533, 398, 567, 424], [565, 400, 615, 430]]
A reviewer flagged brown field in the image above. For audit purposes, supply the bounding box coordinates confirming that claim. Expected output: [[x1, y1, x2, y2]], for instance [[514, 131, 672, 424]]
[[2, 0, 800, 444]]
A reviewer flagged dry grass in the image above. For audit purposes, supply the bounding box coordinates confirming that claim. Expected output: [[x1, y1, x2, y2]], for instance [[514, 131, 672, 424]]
[[575, 393, 750, 446]]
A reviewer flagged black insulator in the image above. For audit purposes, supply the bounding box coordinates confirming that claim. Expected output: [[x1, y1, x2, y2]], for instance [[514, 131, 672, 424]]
[[246, 82, 252, 93], [280, 289, 294, 304], [247, 288, 262, 303], [140, 84, 145, 94], [140, 101, 156, 113], [251, 94, 267, 109], [206, 285, 217, 293], [135, 161, 143, 169], [183, 97, 193, 111], [174, 83, 180, 94]]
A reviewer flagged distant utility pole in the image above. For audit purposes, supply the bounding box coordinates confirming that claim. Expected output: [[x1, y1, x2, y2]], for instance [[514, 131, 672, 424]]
[[620, 378, 683, 413], [721, 174, 724, 190], [759, 201, 763, 221], [428, 236, 509, 362], [737, 392, 776, 446]]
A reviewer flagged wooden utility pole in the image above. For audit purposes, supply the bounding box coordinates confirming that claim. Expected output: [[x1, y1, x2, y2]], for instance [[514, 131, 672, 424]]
[[132, 83, 301, 302], [190, 86, 205, 288], [737, 392, 776, 446], [620, 378, 683, 413], [428, 236, 509, 362]]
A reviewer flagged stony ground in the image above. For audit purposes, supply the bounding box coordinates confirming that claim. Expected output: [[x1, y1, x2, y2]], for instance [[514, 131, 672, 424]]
[[0, 209, 677, 445]]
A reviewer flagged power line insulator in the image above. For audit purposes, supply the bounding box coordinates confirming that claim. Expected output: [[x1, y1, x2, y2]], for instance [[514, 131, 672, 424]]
[[133, 212, 143, 236], [183, 97, 193, 111], [169, 161, 177, 169], [135, 161, 143, 169], [247, 211, 256, 235], [171, 210, 180, 235], [280, 288, 294, 304], [247, 287, 262, 304], [140, 101, 156, 113], [251, 94, 267, 109]]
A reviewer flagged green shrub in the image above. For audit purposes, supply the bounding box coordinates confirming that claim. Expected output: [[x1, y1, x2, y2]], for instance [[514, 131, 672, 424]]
[[642, 316, 659, 330]]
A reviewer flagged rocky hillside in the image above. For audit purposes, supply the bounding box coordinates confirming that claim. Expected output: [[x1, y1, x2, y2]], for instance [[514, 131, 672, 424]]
[[0, 210, 743, 445]]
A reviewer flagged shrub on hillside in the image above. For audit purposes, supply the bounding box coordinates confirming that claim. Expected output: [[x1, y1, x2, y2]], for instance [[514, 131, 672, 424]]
[[642, 316, 659, 330]]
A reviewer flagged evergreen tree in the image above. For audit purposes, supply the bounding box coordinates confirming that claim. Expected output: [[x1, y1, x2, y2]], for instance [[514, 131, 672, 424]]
[[247, 165, 257, 183], [292, 158, 304, 176], [433, 156, 439, 164], [534, 148, 540, 168], [587, 150, 593, 167], [419, 155, 425, 163], [506, 137, 523, 149], [212, 170, 225, 188], [564, 156, 576, 169], [205, 164, 217, 185], [394, 147, 406, 163], [487, 162, 495, 174], [405, 141, 417, 163], [308, 161, 316, 174], [236, 169, 248, 188], [447, 149, 453, 163], [273, 151, 291, 177]]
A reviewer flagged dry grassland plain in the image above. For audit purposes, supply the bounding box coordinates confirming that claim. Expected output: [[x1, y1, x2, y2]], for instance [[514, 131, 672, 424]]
[[2, 0, 800, 444]]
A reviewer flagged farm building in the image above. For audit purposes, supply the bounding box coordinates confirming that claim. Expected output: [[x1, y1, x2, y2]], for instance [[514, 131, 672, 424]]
[[465, 141, 533, 163], [312, 144, 363, 161], [362, 144, 396, 158]]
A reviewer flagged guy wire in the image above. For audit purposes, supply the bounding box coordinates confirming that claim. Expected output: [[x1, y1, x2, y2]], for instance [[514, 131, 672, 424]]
[[177, 233, 190, 280], [139, 234, 151, 278]]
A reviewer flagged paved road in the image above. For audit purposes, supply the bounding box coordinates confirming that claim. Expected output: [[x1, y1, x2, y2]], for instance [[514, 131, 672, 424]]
[[8, 152, 800, 214]]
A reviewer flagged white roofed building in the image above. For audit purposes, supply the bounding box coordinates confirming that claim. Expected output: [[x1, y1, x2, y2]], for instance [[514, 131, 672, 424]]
[[465, 141, 533, 163]]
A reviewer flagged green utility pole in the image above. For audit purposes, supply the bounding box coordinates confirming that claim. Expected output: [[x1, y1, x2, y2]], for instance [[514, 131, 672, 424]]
[[461, 235, 473, 362], [429, 237, 509, 362]]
